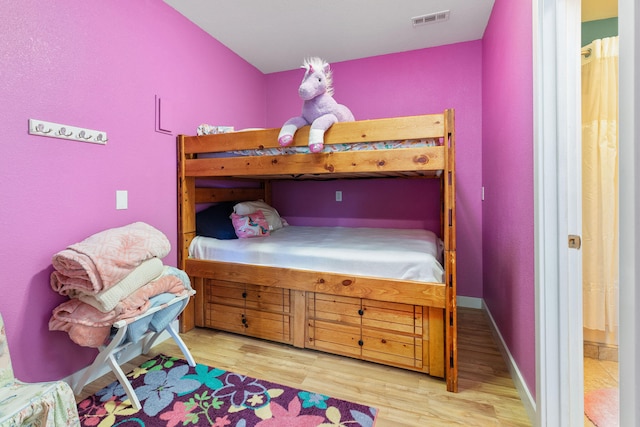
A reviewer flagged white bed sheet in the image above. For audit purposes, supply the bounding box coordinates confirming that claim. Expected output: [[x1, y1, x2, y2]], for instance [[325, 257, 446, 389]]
[[189, 226, 444, 283]]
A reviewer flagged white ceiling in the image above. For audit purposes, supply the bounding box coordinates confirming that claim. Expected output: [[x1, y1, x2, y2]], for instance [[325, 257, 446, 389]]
[[163, 0, 496, 74]]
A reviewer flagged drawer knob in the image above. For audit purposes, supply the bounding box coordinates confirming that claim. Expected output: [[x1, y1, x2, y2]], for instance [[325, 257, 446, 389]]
[[358, 309, 364, 316], [358, 339, 364, 347], [242, 292, 247, 298], [342, 280, 352, 286]]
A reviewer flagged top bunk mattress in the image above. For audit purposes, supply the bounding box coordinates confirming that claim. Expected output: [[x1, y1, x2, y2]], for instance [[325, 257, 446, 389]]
[[189, 226, 445, 283], [197, 124, 441, 156]]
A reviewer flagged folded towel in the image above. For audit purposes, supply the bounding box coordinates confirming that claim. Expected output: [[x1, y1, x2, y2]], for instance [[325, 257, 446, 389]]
[[51, 222, 171, 295], [75, 258, 164, 313], [49, 267, 190, 348]]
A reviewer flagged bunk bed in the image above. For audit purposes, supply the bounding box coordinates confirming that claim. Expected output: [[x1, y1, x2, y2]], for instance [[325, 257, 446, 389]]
[[177, 109, 457, 392]]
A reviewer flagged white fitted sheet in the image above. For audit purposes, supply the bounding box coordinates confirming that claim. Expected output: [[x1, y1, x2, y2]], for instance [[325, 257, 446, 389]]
[[189, 226, 444, 283]]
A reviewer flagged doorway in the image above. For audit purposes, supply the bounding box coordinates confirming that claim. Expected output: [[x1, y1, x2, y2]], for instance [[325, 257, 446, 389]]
[[580, 2, 619, 425], [534, 0, 637, 425]]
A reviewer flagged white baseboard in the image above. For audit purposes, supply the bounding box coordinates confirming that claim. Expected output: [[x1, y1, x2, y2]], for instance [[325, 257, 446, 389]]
[[457, 295, 483, 309], [481, 301, 536, 424]]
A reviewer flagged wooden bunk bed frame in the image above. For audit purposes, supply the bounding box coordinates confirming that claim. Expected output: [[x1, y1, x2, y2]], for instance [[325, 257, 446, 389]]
[[177, 109, 457, 392]]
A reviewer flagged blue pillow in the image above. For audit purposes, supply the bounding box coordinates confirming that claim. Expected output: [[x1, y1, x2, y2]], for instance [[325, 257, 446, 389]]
[[196, 202, 238, 240]]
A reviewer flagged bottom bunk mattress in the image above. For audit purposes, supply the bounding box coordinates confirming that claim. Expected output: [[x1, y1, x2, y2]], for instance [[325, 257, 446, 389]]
[[189, 226, 444, 283]]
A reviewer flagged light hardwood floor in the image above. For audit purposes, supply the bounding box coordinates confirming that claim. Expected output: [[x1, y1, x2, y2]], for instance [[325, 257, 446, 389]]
[[584, 355, 618, 426], [75, 307, 531, 426]]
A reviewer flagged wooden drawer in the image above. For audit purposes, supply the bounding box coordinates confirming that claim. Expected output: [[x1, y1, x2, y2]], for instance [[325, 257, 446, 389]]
[[205, 303, 246, 334], [245, 284, 290, 313], [362, 328, 422, 369], [244, 308, 291, 342], [360, 302, 423, 369], [362, 300, 421, 335], [206, 280, 246, 307], [307, 319, 362, 357], [204, 279, 292, 344], [306, 292, 425, 370], [307, 293, 361, 325]]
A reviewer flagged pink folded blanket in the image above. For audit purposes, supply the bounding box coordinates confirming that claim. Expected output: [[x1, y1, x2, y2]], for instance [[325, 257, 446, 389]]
[[50, 222, 171, 296], [49, 270, 188, 348]]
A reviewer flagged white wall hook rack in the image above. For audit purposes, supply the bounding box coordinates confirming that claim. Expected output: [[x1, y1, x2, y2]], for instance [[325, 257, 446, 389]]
[[28, 119, 108, 145]]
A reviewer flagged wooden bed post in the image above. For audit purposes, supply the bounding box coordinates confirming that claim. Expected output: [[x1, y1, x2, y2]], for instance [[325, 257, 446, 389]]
[[178, 135, 197, 332], [264, 180, 273, 206], [444, 109, 458, 392]]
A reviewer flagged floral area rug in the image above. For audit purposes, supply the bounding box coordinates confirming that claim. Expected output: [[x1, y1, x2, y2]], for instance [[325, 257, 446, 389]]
[[77, 354, 377, 427]]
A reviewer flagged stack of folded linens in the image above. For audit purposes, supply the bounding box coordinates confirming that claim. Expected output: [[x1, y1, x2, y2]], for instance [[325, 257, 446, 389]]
[[48, 222, 191, 348]]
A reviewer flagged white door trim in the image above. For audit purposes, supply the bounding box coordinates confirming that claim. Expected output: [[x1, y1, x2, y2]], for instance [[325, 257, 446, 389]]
[[535, 0, 637, 425], [618, 0, 637, 424], [533, 0, 584, 425]]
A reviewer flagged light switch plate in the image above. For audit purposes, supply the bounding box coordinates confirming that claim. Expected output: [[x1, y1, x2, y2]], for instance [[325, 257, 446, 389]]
[[116, 190, 128, 210]]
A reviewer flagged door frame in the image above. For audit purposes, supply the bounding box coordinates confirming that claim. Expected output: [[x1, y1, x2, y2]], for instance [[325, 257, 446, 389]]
[[534, 0, 637, 425], [617, 0, 638, 424], [533, 0, 584, 424]]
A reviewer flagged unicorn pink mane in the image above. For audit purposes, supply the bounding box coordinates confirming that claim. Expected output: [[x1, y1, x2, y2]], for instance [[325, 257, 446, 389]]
[[301, 57, 334, 96], [278, 57, 354, 153]]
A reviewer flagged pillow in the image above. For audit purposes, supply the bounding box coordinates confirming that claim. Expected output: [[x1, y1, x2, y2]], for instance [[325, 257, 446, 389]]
[[195, 201, 238, 240], [233, 200, 284, 231], [231, 210, 270, 238]]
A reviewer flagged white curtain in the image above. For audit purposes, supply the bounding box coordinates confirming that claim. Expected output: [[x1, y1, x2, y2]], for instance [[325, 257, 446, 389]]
[[581, 36, 619, 339]]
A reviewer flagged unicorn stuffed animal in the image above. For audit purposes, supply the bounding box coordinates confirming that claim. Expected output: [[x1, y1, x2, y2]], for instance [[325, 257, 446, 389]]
[[278, 57, 354, 153]]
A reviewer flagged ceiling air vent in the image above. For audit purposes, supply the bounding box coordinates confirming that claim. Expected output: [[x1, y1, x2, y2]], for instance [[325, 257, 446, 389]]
[[412, 10, 450, 27]]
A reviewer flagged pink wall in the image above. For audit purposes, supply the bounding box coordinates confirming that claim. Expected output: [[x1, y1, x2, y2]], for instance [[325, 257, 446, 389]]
[[482, 0, 535, 396], [273, 179, 442, 232], [1, 0, 536, 401], [0, 1, 265, 381], [266, 43, 484, 298]]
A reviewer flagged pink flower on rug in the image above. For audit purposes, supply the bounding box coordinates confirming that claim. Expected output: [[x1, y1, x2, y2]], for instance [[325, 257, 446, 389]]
[[159, 401, 196, 427], [256, 396, 324, 426], [77, 398, 108, 426], [212, 414, 231, 426]]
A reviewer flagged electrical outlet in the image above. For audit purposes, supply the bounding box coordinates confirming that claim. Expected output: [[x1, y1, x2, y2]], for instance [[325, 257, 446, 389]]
[[336, 191, 342, 202]]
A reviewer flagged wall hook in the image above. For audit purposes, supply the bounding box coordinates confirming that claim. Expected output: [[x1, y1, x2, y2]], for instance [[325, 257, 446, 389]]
[[57, 127, 73, 137], [34, 123, 51, 134], [77, 130, 93, 140], [29, 119, 107, 145]]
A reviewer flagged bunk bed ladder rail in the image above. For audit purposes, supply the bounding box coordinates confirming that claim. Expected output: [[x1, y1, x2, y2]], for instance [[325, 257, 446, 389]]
[[443, 108, 458, 392]]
